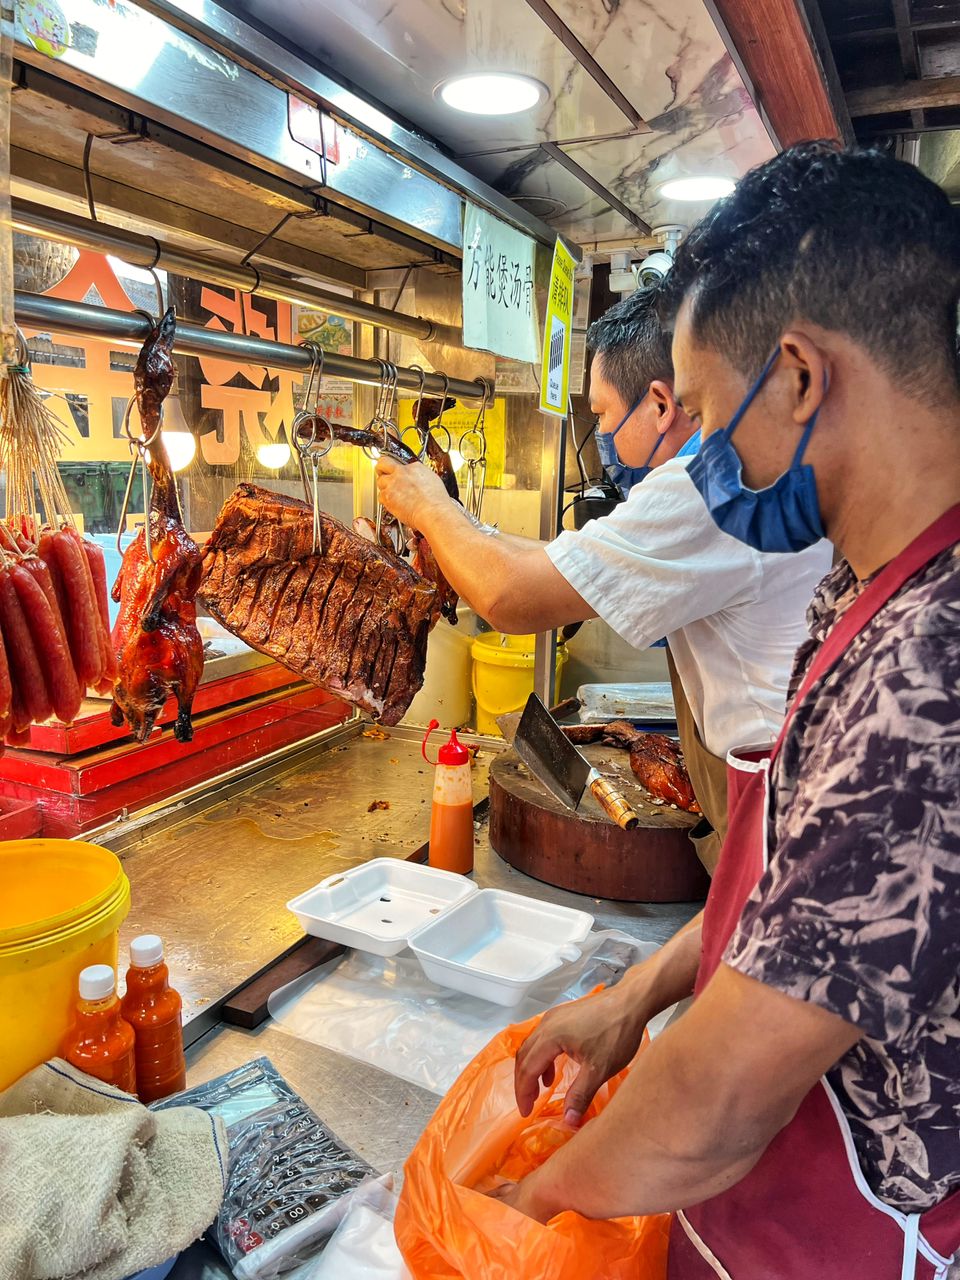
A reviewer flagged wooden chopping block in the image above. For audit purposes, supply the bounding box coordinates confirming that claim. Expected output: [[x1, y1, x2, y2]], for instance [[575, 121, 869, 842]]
[[489, 744, 710, 903]]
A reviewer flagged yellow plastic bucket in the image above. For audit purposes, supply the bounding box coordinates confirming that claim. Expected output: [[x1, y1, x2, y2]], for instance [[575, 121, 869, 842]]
[[0, 840, 130, 1090], [471, 632, 568, 736]]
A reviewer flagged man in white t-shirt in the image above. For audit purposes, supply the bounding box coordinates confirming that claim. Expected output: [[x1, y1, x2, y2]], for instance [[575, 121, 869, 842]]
[[376, 286, 832, 869]]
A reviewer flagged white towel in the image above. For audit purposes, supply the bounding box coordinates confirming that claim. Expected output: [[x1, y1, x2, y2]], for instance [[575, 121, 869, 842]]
[[0, 1058, 227, 1280]]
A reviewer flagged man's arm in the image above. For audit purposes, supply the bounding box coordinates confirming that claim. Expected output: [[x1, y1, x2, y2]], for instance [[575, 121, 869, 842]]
[[376, 456, 594, 631], [514, 911, 704, 1124], [503, 962, 861, 1222]]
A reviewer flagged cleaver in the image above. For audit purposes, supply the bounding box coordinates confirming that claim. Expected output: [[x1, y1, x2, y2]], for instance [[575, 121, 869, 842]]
[[512, 693, 639, 830], [496, 695, 580, 745]]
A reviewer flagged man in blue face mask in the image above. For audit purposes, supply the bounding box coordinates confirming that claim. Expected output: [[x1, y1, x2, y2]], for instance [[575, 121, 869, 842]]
[[376, 286, 831, 875], [589, 301, 701, 499]]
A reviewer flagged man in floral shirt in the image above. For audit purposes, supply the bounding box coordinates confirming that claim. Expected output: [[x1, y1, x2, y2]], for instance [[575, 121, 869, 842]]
[[492, 143, 960, 1276], [729, 545, 960, 1212]]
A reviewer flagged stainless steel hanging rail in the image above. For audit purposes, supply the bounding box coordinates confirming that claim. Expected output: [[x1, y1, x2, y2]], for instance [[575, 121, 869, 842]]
[[14, 292, 491, 401], [13, 200, 440, 343]]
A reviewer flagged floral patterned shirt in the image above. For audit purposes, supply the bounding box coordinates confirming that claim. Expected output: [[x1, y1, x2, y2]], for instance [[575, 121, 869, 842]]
[[726, 543, 960, 1213]]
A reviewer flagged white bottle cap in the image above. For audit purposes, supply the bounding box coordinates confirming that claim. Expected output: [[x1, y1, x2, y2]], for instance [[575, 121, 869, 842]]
[[129, 934, 164, 968], [79, 964, 116, 1001]]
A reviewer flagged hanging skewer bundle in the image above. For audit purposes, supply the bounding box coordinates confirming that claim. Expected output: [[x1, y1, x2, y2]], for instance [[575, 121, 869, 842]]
[[0, 330, 116, 745]]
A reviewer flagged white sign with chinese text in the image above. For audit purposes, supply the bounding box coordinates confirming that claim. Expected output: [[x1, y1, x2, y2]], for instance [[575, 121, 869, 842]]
[[461, 204, 538, 363]]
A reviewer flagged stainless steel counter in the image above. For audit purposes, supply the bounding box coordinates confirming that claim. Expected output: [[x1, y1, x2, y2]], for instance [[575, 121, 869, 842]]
[[167, 788, 700, 1276], [114, 725, 494, 1029], [131, 724, 701, 1278]]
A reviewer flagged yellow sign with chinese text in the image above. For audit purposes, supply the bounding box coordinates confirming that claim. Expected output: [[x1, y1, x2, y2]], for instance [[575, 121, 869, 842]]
[[538, 237, 576, 418]]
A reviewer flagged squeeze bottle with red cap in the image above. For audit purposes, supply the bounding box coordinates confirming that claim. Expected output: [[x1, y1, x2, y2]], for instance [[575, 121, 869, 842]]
[[422, 720, 474, 874], [62, 964, 137, 1094], [121, 935, 187, 1103]]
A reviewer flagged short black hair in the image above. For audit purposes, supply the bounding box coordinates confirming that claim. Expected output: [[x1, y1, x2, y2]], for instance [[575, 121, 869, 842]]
[[586, 284, 674, 406], [661, 140, 960, 406]]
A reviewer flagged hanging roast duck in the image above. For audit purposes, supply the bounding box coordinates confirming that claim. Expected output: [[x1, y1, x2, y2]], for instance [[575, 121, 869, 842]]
[[110, 308, 204, 743]]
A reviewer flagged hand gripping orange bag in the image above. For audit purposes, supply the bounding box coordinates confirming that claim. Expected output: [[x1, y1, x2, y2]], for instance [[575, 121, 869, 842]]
[[395, 1010, 670, 1280]]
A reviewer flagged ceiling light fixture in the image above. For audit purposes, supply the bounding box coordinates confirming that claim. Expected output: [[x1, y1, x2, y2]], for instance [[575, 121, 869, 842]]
[[436, 73, 547, 116], [659, 176, 735, 202]]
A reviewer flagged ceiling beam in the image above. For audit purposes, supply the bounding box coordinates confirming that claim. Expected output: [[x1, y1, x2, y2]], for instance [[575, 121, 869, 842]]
[[832, 18, 960, 42], [891, 0, 922, 79], [538, 143, 651, 234], [847, 74, 960, 116], [889, 0, 924, 131], [706, 0, 855, 147], [521, 0, 650, 134], [856, 114, 960, 136]]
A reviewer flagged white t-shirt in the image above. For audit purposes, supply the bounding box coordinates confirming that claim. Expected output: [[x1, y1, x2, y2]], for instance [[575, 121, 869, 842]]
[[546, 458, 834, 758]]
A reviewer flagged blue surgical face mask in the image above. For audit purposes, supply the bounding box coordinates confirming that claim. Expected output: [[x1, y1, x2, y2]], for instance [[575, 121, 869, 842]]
[[595, 392, 668, 499], [687, 348, 826, 553]]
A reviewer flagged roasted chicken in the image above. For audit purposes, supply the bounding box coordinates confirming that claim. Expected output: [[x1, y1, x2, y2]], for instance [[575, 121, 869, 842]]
[[110, 309, 203, 743], [564, 720, 701, 813]]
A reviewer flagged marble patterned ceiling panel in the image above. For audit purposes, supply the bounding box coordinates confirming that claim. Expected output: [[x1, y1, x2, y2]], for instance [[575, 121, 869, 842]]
[[228, 0, 776, 243]]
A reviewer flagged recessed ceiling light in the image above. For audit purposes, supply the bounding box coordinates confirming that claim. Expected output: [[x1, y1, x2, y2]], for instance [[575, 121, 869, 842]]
[[436, 73, 547, 116], [510, 194, 567, 219], [659, 176, 736, 202]]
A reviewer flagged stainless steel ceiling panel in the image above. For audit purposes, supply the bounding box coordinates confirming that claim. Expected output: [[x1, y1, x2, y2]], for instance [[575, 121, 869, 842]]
[[14, 0, 464, 251], [136, 0, 560, 245]]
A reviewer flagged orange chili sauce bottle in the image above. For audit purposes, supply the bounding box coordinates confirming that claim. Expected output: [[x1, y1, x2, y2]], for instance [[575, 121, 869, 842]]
[[62, 964, 137, 1094]]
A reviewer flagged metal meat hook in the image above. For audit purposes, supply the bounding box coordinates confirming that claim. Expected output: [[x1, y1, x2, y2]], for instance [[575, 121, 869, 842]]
[[431, 371, 453, 454], [460, 377, 492, 521], [403, 364, 431, 460], [292, 343, 333, 509], [117, 391, 163, 561]]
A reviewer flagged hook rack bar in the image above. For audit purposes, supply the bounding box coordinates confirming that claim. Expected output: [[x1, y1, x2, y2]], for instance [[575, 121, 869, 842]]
[[14, 292, 493, 402]]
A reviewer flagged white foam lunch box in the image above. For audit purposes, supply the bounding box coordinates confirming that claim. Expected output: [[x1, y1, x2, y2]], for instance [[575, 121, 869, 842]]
[[408, 888, 594, 1006], [287, 858, 478, 957]]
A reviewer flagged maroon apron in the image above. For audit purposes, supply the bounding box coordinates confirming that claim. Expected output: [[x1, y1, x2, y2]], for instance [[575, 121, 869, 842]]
[[669, 504, 960, 1280]]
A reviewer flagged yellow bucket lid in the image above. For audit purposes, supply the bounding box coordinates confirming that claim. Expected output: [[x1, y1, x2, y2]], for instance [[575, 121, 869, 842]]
[[471, 632, 567, 669], [0, 840, 127, 950]]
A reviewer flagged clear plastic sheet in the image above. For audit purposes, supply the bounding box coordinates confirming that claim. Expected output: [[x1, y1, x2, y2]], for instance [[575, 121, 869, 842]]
[[576, 682, 676, 724], [268, 931, 659, 1095], [300, 1179, 410, 1280], [153, 1058, 381, 1280]]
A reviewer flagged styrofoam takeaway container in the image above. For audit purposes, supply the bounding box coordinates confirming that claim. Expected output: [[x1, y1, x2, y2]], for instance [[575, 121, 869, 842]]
[[287, 858, 478, 957], [408, 888, 594, 1006]]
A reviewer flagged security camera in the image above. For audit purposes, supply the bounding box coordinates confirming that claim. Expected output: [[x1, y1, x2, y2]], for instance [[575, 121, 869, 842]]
[[636, 251, 674, 285]]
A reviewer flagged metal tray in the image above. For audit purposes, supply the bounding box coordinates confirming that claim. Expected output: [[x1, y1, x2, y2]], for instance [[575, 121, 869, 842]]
[[577, 682, 676, 724]]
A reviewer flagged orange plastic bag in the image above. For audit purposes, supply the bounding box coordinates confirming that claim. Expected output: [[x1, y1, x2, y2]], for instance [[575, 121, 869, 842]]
[[395, 1010, 670, 1280]]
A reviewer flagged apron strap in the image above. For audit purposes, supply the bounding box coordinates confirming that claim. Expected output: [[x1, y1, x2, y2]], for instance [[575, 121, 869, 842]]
[[666, 647, 729, 862], [771, 503, 960, 764], [900, 1213, 920, 1280]]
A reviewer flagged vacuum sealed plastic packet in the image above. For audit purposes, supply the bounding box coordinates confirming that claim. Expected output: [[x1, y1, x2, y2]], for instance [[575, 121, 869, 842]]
[[153, 1057, 379, 1279], [395, 1010, 670, 1280]]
